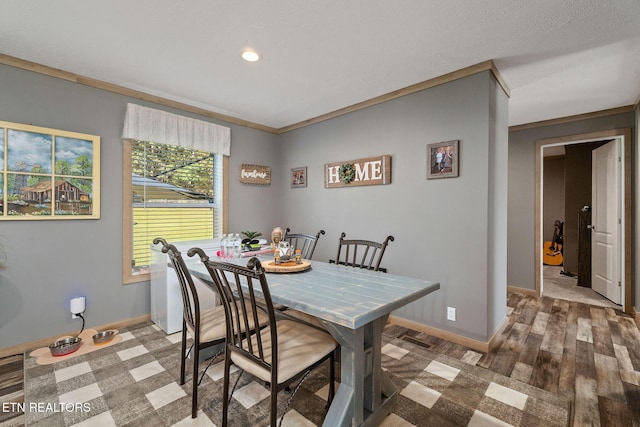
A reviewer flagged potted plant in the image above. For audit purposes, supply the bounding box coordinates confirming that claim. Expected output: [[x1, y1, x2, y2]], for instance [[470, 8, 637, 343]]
[[241, 231, 262, 250], [241, 230, 262, 240]]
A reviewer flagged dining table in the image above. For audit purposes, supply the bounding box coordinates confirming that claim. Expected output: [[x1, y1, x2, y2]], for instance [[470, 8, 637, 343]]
[[186, 254, 440, 427]]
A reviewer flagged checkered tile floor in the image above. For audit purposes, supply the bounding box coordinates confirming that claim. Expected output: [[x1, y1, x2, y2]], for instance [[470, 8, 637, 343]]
[[19, 322, 569, 426], [382, 342, 545, 427]]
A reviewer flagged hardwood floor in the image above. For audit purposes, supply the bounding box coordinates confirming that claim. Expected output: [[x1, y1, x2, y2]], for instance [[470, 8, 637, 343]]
[[1, 290, 639, 426], [0, 354, 23, 427], [400, 291, 640, 426]]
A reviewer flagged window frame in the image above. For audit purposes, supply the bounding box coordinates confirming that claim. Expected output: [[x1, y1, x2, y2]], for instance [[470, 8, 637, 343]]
[[122, 139, 228, 284]]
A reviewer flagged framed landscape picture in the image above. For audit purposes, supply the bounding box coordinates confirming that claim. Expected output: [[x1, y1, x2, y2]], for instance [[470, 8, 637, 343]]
[[291, 166, 307, 188], [427, 140, 459, 179], [0, 121, 101, 220]]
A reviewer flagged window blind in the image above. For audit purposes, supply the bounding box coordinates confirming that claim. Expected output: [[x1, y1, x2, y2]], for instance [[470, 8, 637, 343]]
[[131, 140, 218, 270]]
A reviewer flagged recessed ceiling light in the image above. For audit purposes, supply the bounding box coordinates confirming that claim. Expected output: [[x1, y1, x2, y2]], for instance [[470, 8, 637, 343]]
[[241, 50, 260, 62]]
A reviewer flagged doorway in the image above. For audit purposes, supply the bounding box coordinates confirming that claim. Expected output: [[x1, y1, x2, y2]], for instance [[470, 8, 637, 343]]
[[535, 129, 632, 313]]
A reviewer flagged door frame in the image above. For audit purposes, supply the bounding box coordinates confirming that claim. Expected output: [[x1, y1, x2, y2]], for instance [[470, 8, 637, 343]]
[[535, 128, 632, 313]]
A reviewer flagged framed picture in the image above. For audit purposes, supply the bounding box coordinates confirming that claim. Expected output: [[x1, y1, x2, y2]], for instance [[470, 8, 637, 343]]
[[0, 120, 101, 220], [427, 140, 459, 179], [291, 166, 307, 188]]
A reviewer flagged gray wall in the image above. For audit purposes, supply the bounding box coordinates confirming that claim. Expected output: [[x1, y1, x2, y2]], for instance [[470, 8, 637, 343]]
[[278, 71, 509, 342], [507, 112, 637, 311], [636, 104, 639, 310], [487, 76, 509, 340], [0, 64, 279, 348]]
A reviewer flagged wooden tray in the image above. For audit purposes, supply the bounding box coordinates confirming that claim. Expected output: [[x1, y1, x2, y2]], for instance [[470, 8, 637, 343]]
[[263, 259, 311, 273]]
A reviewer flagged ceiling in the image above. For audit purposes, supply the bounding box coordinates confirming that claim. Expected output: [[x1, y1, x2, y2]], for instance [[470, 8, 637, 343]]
[[1, 1, 639, 131]]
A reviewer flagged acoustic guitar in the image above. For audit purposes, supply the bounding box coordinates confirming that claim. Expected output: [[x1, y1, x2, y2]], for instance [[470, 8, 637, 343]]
[[543, 220, 563, 266]]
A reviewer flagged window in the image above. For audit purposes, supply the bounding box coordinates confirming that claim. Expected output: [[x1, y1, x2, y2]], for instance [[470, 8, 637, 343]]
[[121, 103, 230, 284], [122, 140, 225, 283]]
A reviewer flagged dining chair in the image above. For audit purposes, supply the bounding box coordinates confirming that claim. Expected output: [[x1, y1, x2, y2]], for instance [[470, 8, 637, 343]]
[[284, 229, 325, 259], [285, 232, 395, 330], [152, 237, 227, 418], [188, 250, 337, 427], [330, 231, 395, 272], [268, 228, 325, 312]]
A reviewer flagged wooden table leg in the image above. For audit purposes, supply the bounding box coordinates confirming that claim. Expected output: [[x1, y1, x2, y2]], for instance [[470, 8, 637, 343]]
[[323, 316, 396, 426]]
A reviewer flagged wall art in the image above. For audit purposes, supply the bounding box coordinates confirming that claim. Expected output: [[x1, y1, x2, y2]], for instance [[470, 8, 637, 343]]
[[0, 120, 101, 220], [240, 163, 271, 185], [324, 154, 391, 189], [291, 166, 307, 188], [427, 140, 459, 179]]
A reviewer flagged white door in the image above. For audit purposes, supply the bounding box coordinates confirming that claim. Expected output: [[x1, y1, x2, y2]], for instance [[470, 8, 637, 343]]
[[591, 140, 621, 304]]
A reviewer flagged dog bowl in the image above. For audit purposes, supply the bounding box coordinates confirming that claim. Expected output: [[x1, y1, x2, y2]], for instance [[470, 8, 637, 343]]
[[92, 330, 116, 345], [49, 337, 82, 357]]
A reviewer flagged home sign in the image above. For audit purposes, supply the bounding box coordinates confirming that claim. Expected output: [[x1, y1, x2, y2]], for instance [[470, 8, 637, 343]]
[[324, 154, 391, 189]]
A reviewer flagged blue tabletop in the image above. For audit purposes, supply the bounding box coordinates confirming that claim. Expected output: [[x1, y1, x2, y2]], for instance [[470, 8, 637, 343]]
[[187, 257, 440, 330]]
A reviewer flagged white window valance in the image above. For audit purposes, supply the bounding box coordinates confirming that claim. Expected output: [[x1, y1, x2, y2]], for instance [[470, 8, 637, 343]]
[[121, 103, 230, 156]]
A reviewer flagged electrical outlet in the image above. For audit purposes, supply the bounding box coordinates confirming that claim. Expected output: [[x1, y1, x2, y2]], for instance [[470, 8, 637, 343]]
[[447, 306, 456, 321], [70, 297, 85, 319]]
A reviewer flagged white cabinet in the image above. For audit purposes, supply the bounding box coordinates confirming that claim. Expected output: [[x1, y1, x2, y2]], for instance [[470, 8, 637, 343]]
[[150, 239, 220, 334]]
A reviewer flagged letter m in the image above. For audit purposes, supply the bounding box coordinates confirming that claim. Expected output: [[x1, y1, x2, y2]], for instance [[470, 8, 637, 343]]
[[355, 162, 369, 182]]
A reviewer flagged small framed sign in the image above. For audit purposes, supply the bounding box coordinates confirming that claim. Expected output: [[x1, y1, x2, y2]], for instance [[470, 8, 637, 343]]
[[291, 167, 307, 188], [240, 164, 271, 185], [427, 140, 459, 179]]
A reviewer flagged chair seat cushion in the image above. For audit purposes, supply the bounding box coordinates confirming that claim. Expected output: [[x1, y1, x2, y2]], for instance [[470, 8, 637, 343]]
[[186, 305, 226, 343], [230, 320, 336, 385], [186, 303, 267, 344]]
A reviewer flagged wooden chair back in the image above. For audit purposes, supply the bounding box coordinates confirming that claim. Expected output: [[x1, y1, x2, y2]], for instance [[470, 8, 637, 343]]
[[330, 232, 394, 272], [284, 229, 325, 259]]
